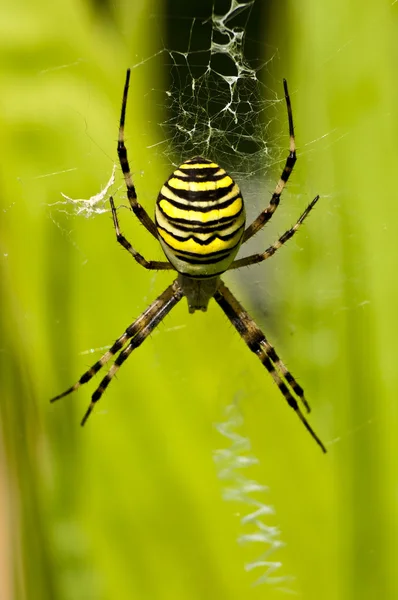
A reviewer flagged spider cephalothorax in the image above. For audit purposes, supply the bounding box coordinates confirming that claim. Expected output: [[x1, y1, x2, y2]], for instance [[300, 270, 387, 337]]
[[51, 69, 326, 453]]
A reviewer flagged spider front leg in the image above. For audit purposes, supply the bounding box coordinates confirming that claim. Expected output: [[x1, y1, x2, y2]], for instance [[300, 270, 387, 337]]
[[214, 280, 326, 453], [229, 195, 319, 270], [242, 79, 297, 244], [110, 197, 173, 270], [117, 68, 158, 239]]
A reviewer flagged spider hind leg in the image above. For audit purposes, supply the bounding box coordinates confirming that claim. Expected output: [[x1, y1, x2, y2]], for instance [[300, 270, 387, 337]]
[[50, 280, 184, 424], [214, 280, 326, 453]]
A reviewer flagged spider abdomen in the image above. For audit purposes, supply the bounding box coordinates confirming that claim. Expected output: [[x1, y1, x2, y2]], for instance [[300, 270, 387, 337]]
[[155, 157, 246, 277]]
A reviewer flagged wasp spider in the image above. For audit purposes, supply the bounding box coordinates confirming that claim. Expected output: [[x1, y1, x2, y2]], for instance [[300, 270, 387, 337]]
[[51, 69, 326, 453]]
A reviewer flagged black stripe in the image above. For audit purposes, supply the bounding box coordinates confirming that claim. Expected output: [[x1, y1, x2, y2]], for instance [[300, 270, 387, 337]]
[[165, 217, 243, 233], [80, 362, 101, 383], [281, 151, 296, 182], [157, 201, 243, 225], [165, 239, 241, 259], [174, 253, 234, 266], [158, 190, 241, 213], [180, 270, 226, 279], [160, 232, 237, 258], [183, 156, 213, 165], [165, 180, 235, 202], [157, 223, 244, 246], [172, 168, 226, 181]]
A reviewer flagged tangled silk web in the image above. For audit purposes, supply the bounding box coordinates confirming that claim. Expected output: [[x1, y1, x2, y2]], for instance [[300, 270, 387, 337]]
[[160, 0, 280, 179], [55, 0, 282, 216]]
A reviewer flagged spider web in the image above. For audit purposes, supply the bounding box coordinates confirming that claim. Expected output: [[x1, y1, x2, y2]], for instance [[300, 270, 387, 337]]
[[158, 1, 287, 587], [52, 0, 282, 217], [156, 0, 286, 186], [47, 0, 288, 587], [158, 0, 278, 179]]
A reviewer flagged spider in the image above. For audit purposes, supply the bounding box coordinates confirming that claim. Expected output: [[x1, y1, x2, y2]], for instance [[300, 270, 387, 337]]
[[51, 69, 326, 453]]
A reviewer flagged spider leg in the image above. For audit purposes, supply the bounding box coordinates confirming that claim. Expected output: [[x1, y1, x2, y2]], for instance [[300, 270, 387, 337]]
[[242, 79, 296, 244], [229, 195, 319, 270], [110, 197, 173, 270], [214, 280, 326, 453], [80, 279, 183, 425], [50, 280, 183, 415], [118, 69, 158, 239]]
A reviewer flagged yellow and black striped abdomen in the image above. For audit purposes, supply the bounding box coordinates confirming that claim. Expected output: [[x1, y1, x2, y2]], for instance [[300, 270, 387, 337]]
[[155, 157, 246, 277]]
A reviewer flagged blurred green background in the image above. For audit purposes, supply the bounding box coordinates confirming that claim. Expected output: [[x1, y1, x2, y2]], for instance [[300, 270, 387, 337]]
[[1, 0, 397, 598]]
